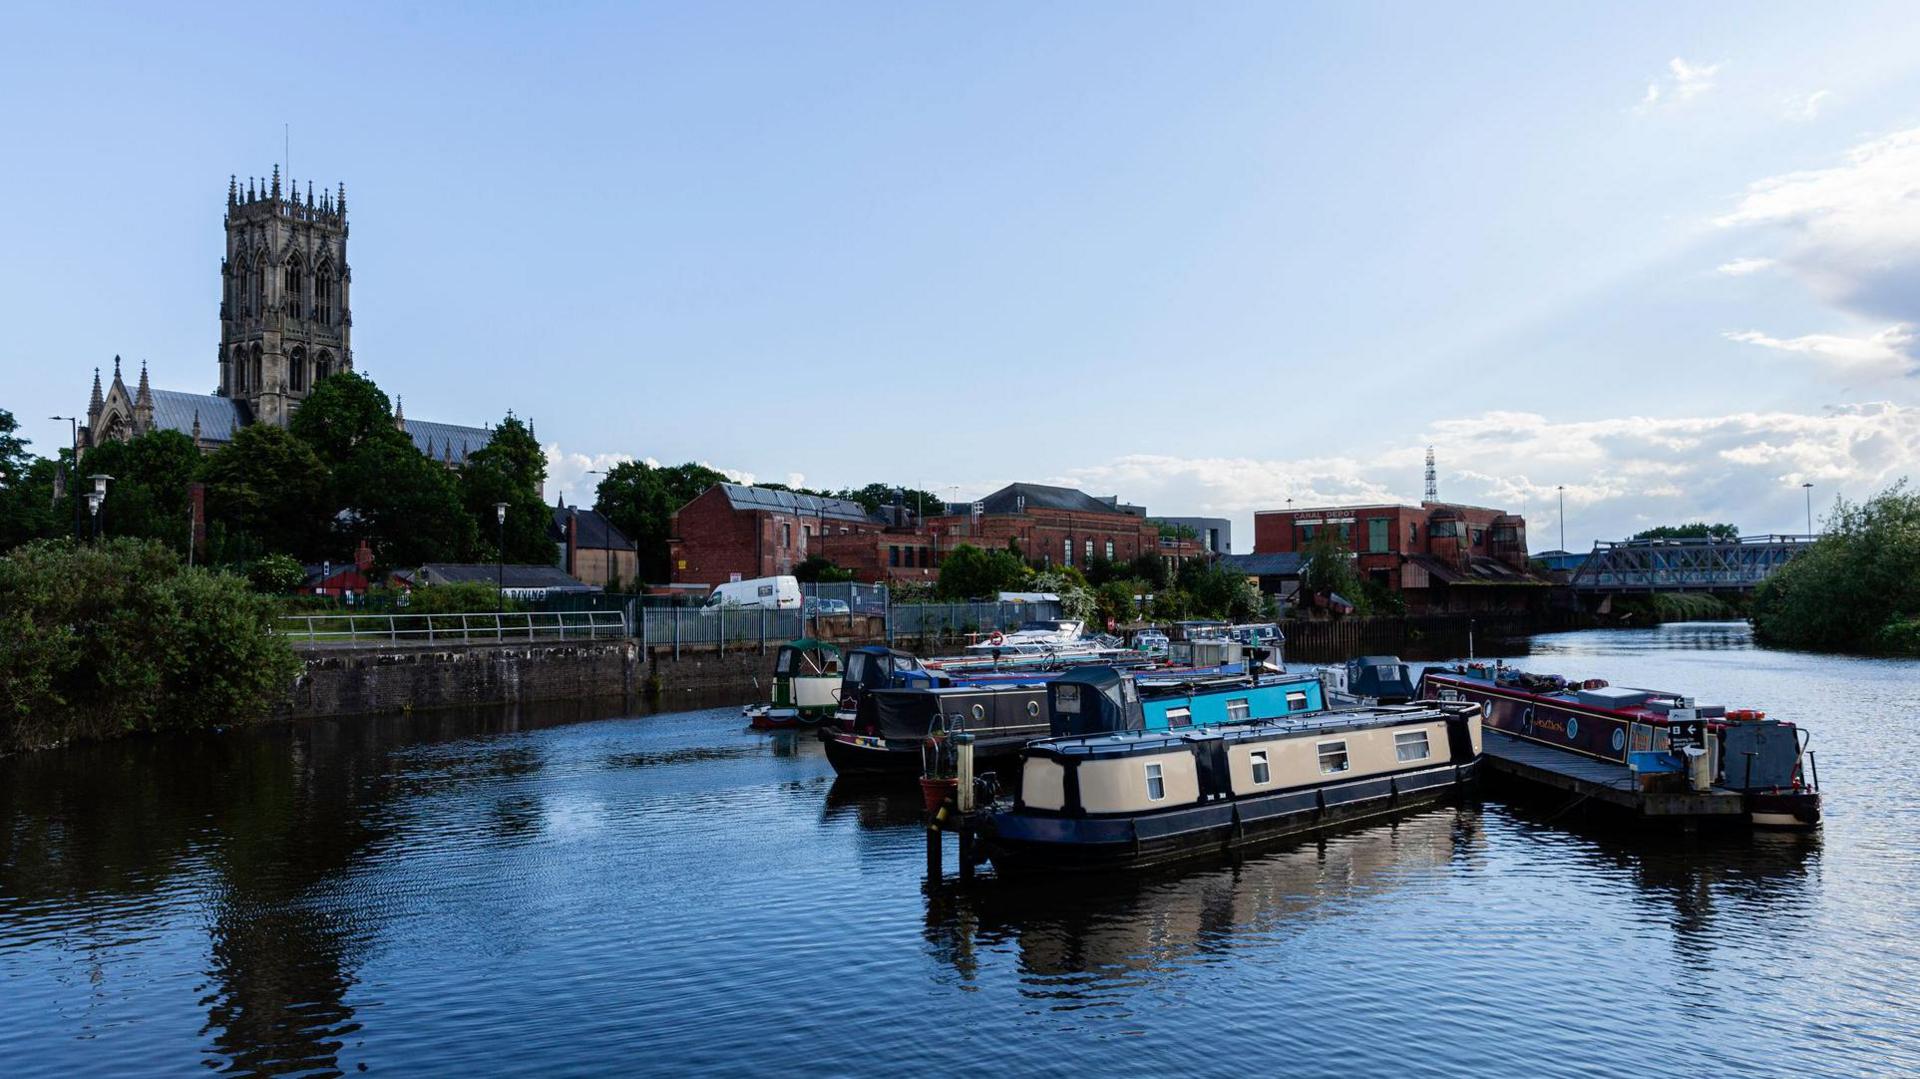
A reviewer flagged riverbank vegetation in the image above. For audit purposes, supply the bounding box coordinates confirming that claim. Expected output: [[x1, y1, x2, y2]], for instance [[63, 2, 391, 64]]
[[1752, 481, 1920, 655], [0, 538, 299, 754]]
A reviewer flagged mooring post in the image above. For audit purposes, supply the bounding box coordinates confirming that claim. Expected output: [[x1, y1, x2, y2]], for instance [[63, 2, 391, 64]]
[[926, 820, 942, 880], [955, 733, 975, 813]]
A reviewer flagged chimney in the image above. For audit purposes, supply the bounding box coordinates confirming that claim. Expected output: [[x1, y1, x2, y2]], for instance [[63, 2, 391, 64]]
[[355, 539, 374, 573], [566, 510, 580, 579]]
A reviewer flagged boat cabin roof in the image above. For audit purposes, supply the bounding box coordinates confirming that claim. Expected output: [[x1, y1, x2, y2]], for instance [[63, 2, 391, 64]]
[[1427, 665, 1727, 722], [1029, 702, 1460, 761]]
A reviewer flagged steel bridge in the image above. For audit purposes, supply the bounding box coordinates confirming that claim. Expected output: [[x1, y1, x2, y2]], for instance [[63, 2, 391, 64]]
[[1566, 534, 1815, 593]]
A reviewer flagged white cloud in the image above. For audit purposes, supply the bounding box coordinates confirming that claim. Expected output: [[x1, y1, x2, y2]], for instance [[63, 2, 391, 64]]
[[1052, 404, 1920, 551], [1716, 126, 1920, 323], [541, 444, 757, 505], [1716, 256, 1776, 276], [1786, 89, 1834, 121], [1637, 56, 1723, 113], [1724, 325, 1916, 377]]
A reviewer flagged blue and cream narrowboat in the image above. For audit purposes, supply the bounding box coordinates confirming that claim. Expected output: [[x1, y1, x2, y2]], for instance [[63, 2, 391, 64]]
[[985, 667, 1484, 874], [822, 669, 1330, 777], [1419, 663, 1821, 828]]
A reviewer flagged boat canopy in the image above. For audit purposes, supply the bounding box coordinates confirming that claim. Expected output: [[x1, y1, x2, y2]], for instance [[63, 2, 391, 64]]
[[774, 638, 841, 677], [842, 646, 940, 692], [1048, 667, 1145, 737], [1344, 656, 1415, 703]]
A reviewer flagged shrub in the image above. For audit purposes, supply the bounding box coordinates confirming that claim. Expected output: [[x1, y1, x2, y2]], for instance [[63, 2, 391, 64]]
[[0, 538, 299, 752], [249, 552, 308, 594]]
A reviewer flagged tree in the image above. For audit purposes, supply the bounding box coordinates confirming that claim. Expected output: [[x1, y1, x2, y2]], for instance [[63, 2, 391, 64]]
[[794, 554, 855, 583], [1300, 529, 1363, 612], [0, 411, 62, 549], [1127, 550, 1171, 591], [335, 436, 474, 570], [1032, 569, 1096, 622], [935, 544, 1030, 599], [1094, 578, 1143, 627], [288, 371, 406, 469], [68, 429, 203, 551], [594, 460, 730, 583], [1752, 480, 1920, 654], [203, 425, 332, 560], [1631, 522, 1740, 542], [832, 483, 944, 518], [458, 415, 553, 564]]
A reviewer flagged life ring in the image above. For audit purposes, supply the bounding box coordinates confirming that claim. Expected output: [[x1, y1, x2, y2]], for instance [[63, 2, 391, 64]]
[[988, 631, 1005, 646]]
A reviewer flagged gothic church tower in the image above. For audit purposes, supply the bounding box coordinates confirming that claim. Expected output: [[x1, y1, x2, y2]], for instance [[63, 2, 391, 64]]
[[220, 166, 352, 425]]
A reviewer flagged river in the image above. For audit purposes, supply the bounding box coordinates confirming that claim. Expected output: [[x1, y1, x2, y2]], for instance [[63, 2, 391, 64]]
[[2, 623, 1916, 1076]]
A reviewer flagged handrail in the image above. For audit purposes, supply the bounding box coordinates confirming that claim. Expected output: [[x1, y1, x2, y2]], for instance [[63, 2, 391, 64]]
[[277, 609, 629, 646]]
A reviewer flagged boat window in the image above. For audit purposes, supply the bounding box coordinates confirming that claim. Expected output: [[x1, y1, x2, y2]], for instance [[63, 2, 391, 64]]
[[1167, 706, 1191, 729], [1226, 698, 1250, 722], [1286, 691, 1309, 712], [1250, 750, 1270, 785], [846, 653, 868, 681], [775, 650, 795, 675], [1145, 763, 1165, 801], [1318, 741, 1350, 774], [1056, 684, 1082, 714], [1395, 730, 1431, 762]]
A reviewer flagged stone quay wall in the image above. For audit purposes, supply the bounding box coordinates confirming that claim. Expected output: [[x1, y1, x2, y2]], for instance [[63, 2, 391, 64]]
[[285, 639, 640, 720]]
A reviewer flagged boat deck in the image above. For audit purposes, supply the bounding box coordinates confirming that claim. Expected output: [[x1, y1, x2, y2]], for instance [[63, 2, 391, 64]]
[[1481, 731, 1746, 818]]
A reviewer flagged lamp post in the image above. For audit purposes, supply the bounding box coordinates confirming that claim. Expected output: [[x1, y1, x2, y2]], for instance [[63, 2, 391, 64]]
[[1557, 485, 1566, 553], [1802, 482, 1814, 536], [494, 501, 508, 599], [87, 473, 114, 541]]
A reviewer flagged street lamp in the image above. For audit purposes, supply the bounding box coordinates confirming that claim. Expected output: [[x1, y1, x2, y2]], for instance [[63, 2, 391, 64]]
[[494, 501, 508, 598], [1557, 485, 1566, 553], [1802, 482, 1814, 536], [87, 473, 114, 541]]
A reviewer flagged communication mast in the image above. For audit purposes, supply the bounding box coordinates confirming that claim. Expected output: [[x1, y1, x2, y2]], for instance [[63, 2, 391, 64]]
[[1424, 446, 1438, 503]]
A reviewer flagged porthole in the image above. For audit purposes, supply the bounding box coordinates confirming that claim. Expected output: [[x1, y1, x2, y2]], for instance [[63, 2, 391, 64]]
[[1026, 700, 1040, 717], [1566, 716, 1579, 741], [971, 703, 986, 721], [1611, 728, 1626, 753]]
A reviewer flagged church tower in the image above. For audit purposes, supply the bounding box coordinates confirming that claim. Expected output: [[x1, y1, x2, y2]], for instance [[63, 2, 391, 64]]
[[219, 166, 352, 426]]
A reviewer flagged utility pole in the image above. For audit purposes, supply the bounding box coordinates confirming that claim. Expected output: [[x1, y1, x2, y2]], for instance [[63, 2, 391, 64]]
[[1802, 482, 1814, 536]]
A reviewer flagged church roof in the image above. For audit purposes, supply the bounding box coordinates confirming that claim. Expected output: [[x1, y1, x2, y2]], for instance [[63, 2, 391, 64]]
[[404, 418, 491, 464], [148, 390, 248, 445]]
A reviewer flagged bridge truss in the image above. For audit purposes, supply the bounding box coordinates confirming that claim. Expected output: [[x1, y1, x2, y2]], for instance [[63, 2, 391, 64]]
[[1567, 534, 1815, 592]]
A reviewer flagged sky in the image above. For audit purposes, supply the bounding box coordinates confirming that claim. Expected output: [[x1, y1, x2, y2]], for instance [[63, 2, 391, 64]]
[[4, 2, 1918, 552]]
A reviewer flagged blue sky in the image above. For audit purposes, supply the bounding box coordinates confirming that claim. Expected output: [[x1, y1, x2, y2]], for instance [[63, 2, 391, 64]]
[[5, 2, 1918, 551]]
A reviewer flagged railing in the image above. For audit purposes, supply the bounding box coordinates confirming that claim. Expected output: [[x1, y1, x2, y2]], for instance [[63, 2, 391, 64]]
[[278, 610, 629, 646]]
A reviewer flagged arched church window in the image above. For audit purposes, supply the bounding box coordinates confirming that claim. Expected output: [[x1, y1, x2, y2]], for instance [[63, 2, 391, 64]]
[[315, 350, 333, 382], [231, 345, 247, 392], [250, 344, 264, 393], [316, 259, 334, 325], [289, 346, 307, 393], [252, 252, 267, 314], [284, 254, 304, 317]]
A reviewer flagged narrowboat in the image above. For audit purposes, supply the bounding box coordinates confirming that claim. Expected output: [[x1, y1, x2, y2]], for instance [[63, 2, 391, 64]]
[[822, 668, 1330, 777], [827, 646, 950, 729], [1317, 655, 1417, 706], [984, 667, 1484, 874], [1419, 663, 1821, 828], [743, 639, 846, 729]]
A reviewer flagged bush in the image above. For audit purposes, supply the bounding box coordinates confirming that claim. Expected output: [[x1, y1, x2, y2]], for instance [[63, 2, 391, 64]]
[[249, 552, 308, 594], [0, 538, 299, 753], [1752, 480, 1920, 654], [403, 581, 519, 614]]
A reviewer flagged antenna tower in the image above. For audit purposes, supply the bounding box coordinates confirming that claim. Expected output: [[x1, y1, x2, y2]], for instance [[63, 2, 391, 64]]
[[1424, 446, 1438, 503]]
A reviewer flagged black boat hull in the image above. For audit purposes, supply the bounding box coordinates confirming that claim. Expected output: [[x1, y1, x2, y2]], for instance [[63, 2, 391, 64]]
[[821, 728, 1041, 777]]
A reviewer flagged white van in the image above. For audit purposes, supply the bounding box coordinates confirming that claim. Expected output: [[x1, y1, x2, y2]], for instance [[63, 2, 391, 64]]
[[703, 575, 803, 611]]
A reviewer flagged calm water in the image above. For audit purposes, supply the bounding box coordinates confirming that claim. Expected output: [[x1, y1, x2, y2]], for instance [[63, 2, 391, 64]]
[[3, 624, 1918, 1077]]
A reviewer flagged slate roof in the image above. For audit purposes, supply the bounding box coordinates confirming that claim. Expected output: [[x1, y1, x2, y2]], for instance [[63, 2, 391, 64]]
[[147, 390, 249, 445], [973, 482, 1138, 516], [416, 563, 597, 591], [550, 505, 634, 550], [1221, 552, 1305, 577], [717, 483, 878, 524], [404, 418, 492, 464]]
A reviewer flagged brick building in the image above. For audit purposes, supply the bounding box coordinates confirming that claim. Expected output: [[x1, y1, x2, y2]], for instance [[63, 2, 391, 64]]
[[1252, 501, 1546, 612], [551, 499, 638, 589], [669, 483, 885, 586], [926, 482, 1203, 571]]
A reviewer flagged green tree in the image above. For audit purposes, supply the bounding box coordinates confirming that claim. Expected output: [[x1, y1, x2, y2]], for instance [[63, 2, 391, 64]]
[[1300, 529, 1363, 612], [203, 425, 332, 560], [336, 436, 475, 570], [69, 429, 204, 550], [1752, 480, 1920, 654], [1094, 578, 1143, 627], [1631, 522, 1740, 542], [935, 544, 1031, 599], [1127, 550, 1171, 591], [1032, 568, 1096, 622], [458, 415, 553, 564], [594, 460, 730, 583], [831, 483, 944, 517], [0, 538, 299, 752], [248, 552, 308, 594], [288, 371, 405, 469], [0, 411, 63, 549], [794, 554, 855, 583]]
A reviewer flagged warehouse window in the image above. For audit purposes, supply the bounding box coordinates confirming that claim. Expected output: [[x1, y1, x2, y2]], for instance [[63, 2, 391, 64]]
[[1105, 540, 1114, 559], [1063, 538, 1072, 566]]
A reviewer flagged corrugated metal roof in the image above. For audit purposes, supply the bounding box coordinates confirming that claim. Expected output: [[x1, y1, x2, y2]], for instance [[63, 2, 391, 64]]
[[718, 483, 877, 524], [148, 390, 248, 444], [404, 418, 491, 464]]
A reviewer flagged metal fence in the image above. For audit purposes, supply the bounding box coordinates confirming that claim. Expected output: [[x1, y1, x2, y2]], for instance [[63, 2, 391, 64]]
[[886, 601, 1060, 638], [640, 607, 806, 650], [278, 610, 629, 646], [800, 581, 890, 614]]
